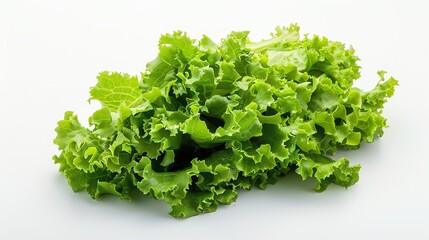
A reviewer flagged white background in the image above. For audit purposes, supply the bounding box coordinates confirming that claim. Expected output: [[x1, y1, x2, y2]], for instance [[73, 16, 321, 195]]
[[1, 0, 429, 239]]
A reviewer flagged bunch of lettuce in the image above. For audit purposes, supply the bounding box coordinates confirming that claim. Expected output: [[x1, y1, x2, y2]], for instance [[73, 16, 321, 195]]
[[53, 24, 397, 218]]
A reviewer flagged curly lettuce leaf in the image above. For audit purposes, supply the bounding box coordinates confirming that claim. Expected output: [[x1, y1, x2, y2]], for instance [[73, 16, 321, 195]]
[[53, 24, 397, 218], [90, 71, 150, 112]]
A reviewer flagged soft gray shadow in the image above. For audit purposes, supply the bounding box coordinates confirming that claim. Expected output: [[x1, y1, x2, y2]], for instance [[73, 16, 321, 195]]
[[50, 173, 172, 220], [333, 139, 383, 164], [93, 193, 172, 220], [235, 173, 346, 202], [50, 168, 356, 220], [206, 171, 354, 219]]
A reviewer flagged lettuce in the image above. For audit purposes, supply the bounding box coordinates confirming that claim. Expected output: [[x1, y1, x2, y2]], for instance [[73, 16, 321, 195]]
[[53, 24, 397, 218]]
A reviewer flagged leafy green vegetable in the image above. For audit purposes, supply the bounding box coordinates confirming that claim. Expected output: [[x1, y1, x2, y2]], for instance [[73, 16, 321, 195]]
[[53, 24, 397, 218]]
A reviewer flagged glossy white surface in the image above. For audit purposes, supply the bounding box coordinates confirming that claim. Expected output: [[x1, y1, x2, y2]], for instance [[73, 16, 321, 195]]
[[1, 0, 428, 239]]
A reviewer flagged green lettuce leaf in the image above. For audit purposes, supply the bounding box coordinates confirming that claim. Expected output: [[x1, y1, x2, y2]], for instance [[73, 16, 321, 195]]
[[53, 24, 397, 218], [90, 71, 150, 112]]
